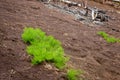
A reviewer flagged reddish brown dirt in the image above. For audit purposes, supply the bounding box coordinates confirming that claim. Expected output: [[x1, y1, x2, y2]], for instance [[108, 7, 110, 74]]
[[0, 0, 120, 80]]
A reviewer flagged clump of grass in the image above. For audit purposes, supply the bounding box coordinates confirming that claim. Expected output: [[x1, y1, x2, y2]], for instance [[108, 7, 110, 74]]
[[22, 27, 69, 69], [67, 69, 83, 80], [97, 31, 120, 43]]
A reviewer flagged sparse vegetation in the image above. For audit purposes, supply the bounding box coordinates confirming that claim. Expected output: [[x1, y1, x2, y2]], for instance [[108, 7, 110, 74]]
[[98, 31, 120, 43], [22, 27, 69, 69], [22, 27, 83, 80], [67, 69, 83, 80]]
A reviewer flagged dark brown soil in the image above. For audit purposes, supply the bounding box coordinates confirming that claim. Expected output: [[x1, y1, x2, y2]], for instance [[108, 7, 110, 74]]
[[0, 0, 120, 80]]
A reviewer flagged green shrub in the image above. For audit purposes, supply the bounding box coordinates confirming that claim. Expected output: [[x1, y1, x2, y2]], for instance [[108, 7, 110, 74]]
[[67, 69, 83, 80], [22, 27, 69, 69], [97, 31, 120, 43]]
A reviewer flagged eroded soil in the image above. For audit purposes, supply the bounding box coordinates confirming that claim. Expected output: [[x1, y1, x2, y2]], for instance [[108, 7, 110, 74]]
[[0, 0, 120, 80]]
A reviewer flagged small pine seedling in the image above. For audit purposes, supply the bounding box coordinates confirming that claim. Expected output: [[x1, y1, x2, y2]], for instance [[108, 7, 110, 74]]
[[67, 69, 83, 80], [97, 31, 120, 43], [22, 27, 69, 69]]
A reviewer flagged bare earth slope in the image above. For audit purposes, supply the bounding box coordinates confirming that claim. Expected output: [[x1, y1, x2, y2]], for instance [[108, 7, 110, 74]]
[[0, 0, 120, 80]]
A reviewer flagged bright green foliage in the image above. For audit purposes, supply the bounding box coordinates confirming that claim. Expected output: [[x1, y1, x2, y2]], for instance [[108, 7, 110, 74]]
[[97, 31, 120, 43], [67, 69, 83, 80], [22, 27, 45, 43], [22, 27, 69, 69]]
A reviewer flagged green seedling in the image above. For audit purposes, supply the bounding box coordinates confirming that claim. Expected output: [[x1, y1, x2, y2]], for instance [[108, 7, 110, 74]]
[[22, 27, 69, 69], [98, 31, 120, 43], [67, 69, 83, 80]]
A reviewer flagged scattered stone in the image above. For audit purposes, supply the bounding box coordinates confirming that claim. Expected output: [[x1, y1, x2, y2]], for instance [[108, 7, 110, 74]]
[[63, 33, 68, 36], [44, 63, 53, 70], [9, 69, 16, 75]]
